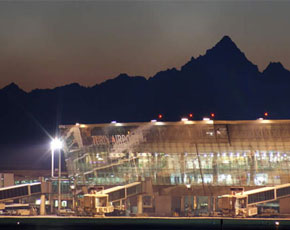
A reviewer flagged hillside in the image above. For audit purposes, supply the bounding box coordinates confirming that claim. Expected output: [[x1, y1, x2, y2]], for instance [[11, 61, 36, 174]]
[[1, 35, 290, 168]]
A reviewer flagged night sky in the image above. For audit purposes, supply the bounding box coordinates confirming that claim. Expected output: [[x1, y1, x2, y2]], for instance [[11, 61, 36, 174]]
[[0, 1, 290, 91]]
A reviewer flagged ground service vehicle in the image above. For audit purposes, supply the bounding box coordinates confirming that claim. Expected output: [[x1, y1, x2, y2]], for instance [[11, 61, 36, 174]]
[[218, 193, 258, 217], [83, 193, 114, 216], [0, 203, 36, 216]]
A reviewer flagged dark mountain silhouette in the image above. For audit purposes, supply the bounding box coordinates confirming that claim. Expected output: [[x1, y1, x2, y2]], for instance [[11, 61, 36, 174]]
[[263, 62, 290, 81], [0, 35, 290, 169]]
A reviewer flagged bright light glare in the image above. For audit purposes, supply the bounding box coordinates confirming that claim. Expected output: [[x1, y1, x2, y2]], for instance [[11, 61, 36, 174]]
[[70, 185, 75, 190], [203, 117, 210, 121], [111, 121, 117, 124], [151, 119, 157, 122], [51, 138, 63, 151], [181, 118, 188, 121]]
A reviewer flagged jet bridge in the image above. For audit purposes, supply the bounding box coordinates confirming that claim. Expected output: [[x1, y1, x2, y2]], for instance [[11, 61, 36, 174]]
[[219, 183, 290, 217], [97, 182, 142, 202], [0, 182, 43, 202], [96, 182, 142, 210]]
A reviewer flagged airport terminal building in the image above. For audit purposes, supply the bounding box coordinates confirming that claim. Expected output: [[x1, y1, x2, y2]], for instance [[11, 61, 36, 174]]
[[60, 120, 290, 216]]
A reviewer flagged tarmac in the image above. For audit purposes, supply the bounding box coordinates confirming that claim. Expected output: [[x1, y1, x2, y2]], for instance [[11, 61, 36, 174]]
[[0, 216, 290, 230]]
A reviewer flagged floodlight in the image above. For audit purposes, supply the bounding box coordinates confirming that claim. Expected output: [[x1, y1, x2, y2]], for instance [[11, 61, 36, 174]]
[[51, 138, 63, 151]]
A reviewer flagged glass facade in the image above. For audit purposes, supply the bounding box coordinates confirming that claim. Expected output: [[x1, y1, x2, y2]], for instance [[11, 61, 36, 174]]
[[60, 120, 290, 187]]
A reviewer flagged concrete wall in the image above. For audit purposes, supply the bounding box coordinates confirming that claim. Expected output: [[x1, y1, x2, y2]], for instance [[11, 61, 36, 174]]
[[279, 197, 290, 214], [0, 173, 14, 188], [155, 195, 171, 216]]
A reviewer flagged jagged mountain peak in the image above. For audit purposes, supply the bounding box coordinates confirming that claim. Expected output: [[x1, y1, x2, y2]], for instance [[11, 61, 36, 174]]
[[153, 68, 178, 77], [2, 82, 20, 90], [216, 35, 235, 46], [99, 73, 146, 89], [115, 73, 130, 79], [113, 73, 146, 82], [1, 82, 26, 94], [205, 35, 242, 57], [264, 62, 287, 72], [180, 56, 196, 71], [263, 61, 290, 80], [181, 35, 258, 75], [181, 36, 240, 72]]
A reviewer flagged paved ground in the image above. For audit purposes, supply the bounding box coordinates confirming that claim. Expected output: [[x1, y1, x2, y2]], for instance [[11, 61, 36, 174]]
[[0, 215, 289, 219], [0, 216, 289, 230]]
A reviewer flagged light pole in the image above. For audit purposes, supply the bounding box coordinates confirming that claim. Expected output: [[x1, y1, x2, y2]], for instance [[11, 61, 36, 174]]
[[50, 138, 63, 214], [51, 148, 54, 178]]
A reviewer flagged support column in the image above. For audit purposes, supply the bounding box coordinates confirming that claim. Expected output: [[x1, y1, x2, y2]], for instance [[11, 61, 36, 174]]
[[40, 194, 46, 215], [193, 196, 197, 210], [137, 195, 143, 215], [213, 153, 218, 185], [249, 150, 256, 186], [193, 196, 197, 216], [213, 196, 216, 214], [50, 194, 54, 214], [72, 192, 75, 211], [208, 196, 212, 215], [180, 196, 185, 213], [48, 180, 53, 214], [58, 149, 61, 214]]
